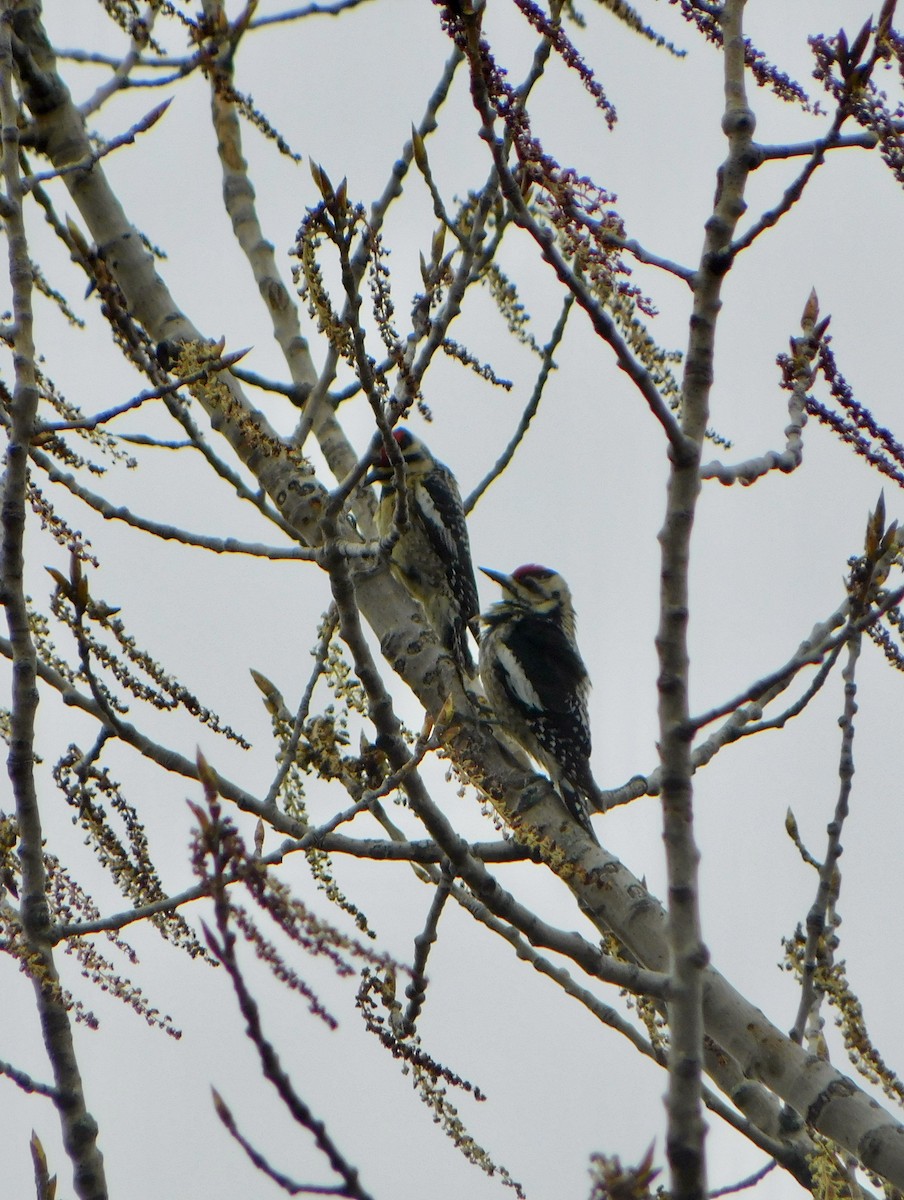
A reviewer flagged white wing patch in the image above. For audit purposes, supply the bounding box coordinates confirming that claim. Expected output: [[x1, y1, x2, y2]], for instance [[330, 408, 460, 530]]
[[415, 483, 456, 555], [496, 642, 544, 712]]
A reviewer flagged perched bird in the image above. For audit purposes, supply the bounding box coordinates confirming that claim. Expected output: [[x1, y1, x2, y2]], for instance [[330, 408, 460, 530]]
[[369, 428, 479, 675], [479, 564, 600, 839]]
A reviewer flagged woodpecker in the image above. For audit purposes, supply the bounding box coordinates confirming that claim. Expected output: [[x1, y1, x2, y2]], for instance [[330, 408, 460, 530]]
[[479, 564, 600, 840], [369, 428, 479, 675]]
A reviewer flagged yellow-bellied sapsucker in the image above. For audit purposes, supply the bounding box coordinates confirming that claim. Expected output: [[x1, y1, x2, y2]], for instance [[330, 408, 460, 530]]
[[479, 564, 600, 839], [369, 428, 479, 676]]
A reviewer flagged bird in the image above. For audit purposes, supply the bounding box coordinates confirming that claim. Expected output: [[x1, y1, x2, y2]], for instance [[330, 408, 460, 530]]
[[478, 564, 600, 840], [368, 428, 479, 676]]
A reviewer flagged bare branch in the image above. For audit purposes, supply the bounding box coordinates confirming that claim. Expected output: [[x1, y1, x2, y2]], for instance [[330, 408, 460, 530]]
[[25, 99, 172, 187], [709, 1161, 778, 1197], [731, 113, 846, 258], [0, 13, 108, 1196], [688, 584, 904, 736], [465, 294, 574, 512], [701, 290, 826, 485], [788, 631, 861, 1049], [206, 882, 374, 1200], [0, 1057, 58, 1099], [402, 867, 453, 1035], [214, 1088, 355, 1196], [656, 5, 757, 1194], [78, 4, 159, 116], [754, 119, 904, 162], [586, 222, 695, 284], [30, 444, 314, 558], [452, 11, 689, 458], [249, 0, 376, 30], [35, 349, 250, 433]]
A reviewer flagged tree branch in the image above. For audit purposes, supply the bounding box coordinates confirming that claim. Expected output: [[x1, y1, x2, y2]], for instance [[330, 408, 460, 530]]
[[0, 12, 107, 1196], [464, 294, 573, 512], [656, 5, 757, 1194]]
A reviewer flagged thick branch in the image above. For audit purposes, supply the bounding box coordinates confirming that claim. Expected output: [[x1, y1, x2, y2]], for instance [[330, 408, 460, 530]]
[[0, 11, 107, 1197], [657, 5, 755, 1195], [12, 11, 327, 545]]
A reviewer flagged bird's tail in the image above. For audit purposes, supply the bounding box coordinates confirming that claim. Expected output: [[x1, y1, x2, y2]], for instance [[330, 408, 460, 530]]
[[560, 781, 601, 846]]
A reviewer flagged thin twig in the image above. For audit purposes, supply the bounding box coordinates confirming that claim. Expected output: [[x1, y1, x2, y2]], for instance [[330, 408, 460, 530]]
[[788, 633, 861, 1048], [249, 0, 375, 29], [446, 873, 663, 1051], [700, 289, 819, 486], [688, 584, 904, 735], [585, 221, 695, 284], [30, 444, 314, 558], [25, 100, 172, 187], [206, 879, 373, 1200], [465, 294, 574, 512], [402, 867, 453, 1034], [730, 112, 846, 259], [35, 349, 250, 433], [753, 127, 904, 160], [0, 1057, 58, 1099], [457, 17, 689, 459], [728, 643, 843, 739], [52, 832, 532, 942], [213, 1089, 353, 1196], [709, 1160, 777, 1197], [79, 3, 158, 116], [263, 607, 338, 808]]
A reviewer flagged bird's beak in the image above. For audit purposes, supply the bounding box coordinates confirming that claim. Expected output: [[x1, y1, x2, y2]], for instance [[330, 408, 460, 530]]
[[480, 566, 514, 591]]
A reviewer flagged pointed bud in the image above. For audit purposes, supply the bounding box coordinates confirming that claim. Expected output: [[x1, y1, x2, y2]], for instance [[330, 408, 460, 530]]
[[310, 160, 335, 202], [30, 1132, 47, 1173], [65, 216, 90, 257], [801, 288, 819, 333], [45, 566, 70, 596], [878, 0, 896, 40], [411, 127, 428, 174], [866, 491, 886, 559], [835, 27, 849, 68], [142, 98, 173, 133], [431, 224, 446, 264], [249, 668, 290, 719], [849, 17, 872, 67], [196, 750, 218, 798], [89, 600, 121, 621], [186, 798, 209, 832]]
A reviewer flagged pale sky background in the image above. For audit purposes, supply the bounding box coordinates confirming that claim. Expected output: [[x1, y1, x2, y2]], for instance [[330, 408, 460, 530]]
[[3, 2, 904, 1198]]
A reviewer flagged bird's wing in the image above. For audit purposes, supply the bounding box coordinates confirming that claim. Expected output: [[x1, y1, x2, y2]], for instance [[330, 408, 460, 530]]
[[494, 617, 591, 756], [418, 470, 480, 625]]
